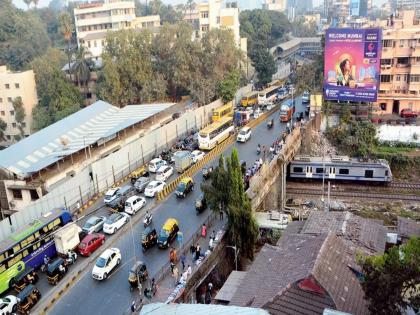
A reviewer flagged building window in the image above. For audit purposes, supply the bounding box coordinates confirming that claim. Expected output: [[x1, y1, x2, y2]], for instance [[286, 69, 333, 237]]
[[10, 110, 14, 116], [410, 75, 420, 83], [6, 135, 11, 140], [88, 41, 91, 48], [5, 84, 10, 89], [22, 122, 26, 128], [101, 40, 105, 47], [0, 98, 2, 103], [380, 59, 392, 66], [216, 16, 220, 24], [15, 83, 19, 88], [380, 75, 392, 83], [382, 40, 393, 48], [12, 123, 16, 128], [7, 97, 12, 102], [399, 39, 405, 47], [12, 189, 22, 200], [0, 111, 4, 116], [94, 41, 97, 47], [380, 103, 387, 110], [396, 74, 401, 81], [201, 25, 209, 32], [201, 11, 209, 18], [30, 189, 39, 201]]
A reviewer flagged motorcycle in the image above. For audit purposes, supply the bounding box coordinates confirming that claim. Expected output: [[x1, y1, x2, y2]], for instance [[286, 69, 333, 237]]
[[65, 251, 78, 266], [143, 214, 153, 227], [257, 146, 261, 155]]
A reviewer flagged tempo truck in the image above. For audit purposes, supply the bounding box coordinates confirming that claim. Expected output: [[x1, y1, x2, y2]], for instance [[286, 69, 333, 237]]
[[174, 150, 193, 173]]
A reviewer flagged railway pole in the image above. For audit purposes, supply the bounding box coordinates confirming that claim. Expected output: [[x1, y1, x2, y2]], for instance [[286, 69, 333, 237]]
[[327, 181, 331, 212]]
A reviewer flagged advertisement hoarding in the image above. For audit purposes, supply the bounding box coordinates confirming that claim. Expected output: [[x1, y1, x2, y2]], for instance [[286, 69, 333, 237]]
[[324, 28, 381, 102]]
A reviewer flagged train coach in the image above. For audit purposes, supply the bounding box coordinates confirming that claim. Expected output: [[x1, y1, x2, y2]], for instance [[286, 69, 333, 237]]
[[289, 156, 392, 183]]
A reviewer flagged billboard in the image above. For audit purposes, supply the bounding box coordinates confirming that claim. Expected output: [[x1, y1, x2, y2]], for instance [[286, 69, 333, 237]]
[[324, 28, 381, 102]]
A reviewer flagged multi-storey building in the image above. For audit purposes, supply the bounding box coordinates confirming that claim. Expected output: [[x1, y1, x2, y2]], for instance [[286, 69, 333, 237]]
[[74, 0, 136, 59], [324, 0, 371, 22], [262, 0, 287, 12], [0, 66, 37, 143], [376, 10, 420, 115], [392, 0, 420, 11]]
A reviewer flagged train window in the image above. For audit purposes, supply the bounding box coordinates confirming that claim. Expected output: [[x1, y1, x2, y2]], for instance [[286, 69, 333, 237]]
[[365, 170, 373, 178], [316, 168, 324, 174], [293, 167, 303, 173], [339, 169, 349, 175], [385, 170, 388, 176]]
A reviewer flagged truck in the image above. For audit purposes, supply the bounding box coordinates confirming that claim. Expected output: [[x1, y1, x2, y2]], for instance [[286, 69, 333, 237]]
[[174, 150, 193, 173], [279, 99, 295, 122], [54, 222, 82, 256]]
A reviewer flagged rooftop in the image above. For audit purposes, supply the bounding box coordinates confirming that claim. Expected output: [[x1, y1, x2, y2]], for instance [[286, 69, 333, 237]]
[[215, 271, 247, 303], [397, 216, 420, 240], [0, 101, 173, 178], [140, 303, 270, 315]]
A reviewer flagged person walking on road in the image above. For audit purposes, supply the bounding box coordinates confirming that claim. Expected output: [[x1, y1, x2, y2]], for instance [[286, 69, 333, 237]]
[[201, 224, 207, 238], [180, 253, 186, 271], [131, 301, 137, 313], [195, 243, 201, 260], [173, 266, 179, 286], [190, 244, 196, 259], [187, 265, 192, 276], [170, 262, 175, 275]]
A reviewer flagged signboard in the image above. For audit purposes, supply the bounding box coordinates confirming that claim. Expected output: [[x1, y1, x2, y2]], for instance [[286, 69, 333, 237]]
[[324, 28, 381, 102]]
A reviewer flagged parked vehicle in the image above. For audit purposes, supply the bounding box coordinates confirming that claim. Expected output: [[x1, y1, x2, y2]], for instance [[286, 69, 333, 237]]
[[400, 108, 418, 118], [124, 196, 146, 215], [103, 213, 129, 234], [202, 166, 213, 180], [78, 233, 106, 257], [82, 216, 106, 234], [157, 218, 179, 248], [134, 177, 150, 193], [295, 112, 304, 122], [107, 185, 134, 210], [237, 127, 252, 142], [0, 295, 19, 315], [195, 194, 207, 214], [141, 227, 157, 252], [92, 248, 121, 281], [148, 158, 167, 173], [253, 108, 262, 119], [175, 177, 194, 198], [280, 99, 295, 122], [12, 268, 38, 293], [156, 166, 174, 181], [267, 119, 274, 129], [104, 187, 120, 204], [130, 166, 149, 184], [144, 181, 166, 198], [128, 261, 148, 291], [46, 258, 67, 285], [54, 222, 81, 257], [143, 212, 153, 227], [190, 150, 205, 163], [160, 150, 174, 164], [174, 150, 193, 173], [302, 91, 310, 104], [16, 285, 41, 315]]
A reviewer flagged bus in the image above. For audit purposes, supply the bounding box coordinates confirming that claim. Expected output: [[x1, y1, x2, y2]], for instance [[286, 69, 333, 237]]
[[212, 102, 233, 122], [0, 208, 72, 294], [258, 85, 280, 104], [240, 92, 258, 107], [199, 116, 234, 150]]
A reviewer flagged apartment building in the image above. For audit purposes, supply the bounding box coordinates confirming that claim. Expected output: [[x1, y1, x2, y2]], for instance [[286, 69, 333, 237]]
[[133, 14, 161, 35], [183, 0, 246, 54], [74, 0, 136, 59], [376, 10, 420, 115], [392, 0, 420, 11], [0, 66, 37, 143], [262, 0, 287, 12], [324, 0, 371, 22]]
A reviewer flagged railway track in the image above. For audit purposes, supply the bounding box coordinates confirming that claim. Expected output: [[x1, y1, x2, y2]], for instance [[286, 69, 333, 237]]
[[287, 180, 420, 191], [286, 187, 420, 202], [389, 182, 420, 190]]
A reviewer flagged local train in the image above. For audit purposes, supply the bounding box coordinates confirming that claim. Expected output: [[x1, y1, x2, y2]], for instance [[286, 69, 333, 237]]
[[289, 155, 392, 183]]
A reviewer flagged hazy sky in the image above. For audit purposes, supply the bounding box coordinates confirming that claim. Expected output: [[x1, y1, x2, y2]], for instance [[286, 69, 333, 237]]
[[13, 0, 388, 12]]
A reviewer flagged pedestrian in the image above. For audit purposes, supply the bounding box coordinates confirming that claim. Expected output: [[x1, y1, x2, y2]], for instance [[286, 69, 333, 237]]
[[173, 267, 179, 286], [187, 265, 192, 275], [195, 243, 201, 260], [151, 278, 157, 296], [208, 282, 213, 293], [210, 230, 215, 241], [219, 209, 224, 220], [209, 238, 214, 251], [170, 262, 175, 275], [190, 244, 196, 259], [201, 224, 207, 238], [180, 253, 186, 271], [131, 301, 136, 313]]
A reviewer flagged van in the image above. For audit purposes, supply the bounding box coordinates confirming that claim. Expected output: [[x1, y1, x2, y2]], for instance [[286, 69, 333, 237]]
[[157, 218, 179, 248], [148, 158, 167, 173], [155, 166, 174, 181], [237, 127, 252, 143], [124, 195, 146, 215]]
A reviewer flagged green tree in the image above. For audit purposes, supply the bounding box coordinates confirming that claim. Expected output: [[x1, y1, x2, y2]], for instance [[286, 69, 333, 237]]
[[59, 12, 73, 80], [359, 237, 420, 315], [73, 47, 92, 99], [0, 118, 7, 141], [217, 70, 240, 103], [23, 0, 32, 9], [12, 98, 26, 137], [252, 48, 276, 86], [186, 0, 194, 22]]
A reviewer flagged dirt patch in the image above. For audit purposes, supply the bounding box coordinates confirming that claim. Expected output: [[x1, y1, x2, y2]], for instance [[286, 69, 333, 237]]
[[301, 130, 337, 156]]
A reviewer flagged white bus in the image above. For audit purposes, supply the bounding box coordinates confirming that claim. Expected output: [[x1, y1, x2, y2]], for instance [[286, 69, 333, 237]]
[[258, 85, 279, 104], [198, 117, 234, 150]]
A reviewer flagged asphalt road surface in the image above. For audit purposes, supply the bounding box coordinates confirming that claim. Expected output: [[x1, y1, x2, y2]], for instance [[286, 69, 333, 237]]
[[47, 96, 305, 315]]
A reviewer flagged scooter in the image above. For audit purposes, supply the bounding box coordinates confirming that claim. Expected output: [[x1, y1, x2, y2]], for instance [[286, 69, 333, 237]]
[[65, 251, 78, 266], [143, 214, 153, 227], [257, 146, 261, 155]]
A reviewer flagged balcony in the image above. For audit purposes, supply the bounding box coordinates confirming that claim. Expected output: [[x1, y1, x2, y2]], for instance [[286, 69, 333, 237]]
[[381, 47, 394, 59], [412, 47, 420, 57], [410, 66, 420, 75], [395, 46, 413, 57]]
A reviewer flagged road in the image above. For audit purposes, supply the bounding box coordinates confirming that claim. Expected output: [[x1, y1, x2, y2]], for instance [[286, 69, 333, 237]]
[[46, 96, 305, 315]]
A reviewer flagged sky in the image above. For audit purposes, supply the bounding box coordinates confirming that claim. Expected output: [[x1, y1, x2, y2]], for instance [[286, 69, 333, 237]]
[[13, 0, 388, 12]]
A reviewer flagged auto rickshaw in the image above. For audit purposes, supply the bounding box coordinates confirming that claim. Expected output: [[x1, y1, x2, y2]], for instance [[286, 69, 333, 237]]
[[128, 261, 148, 291], [141, 227, 157, 252], [47, 257, 67, 285], [267, 118, 274, 129], [195, 194, 207, 214], [130, 166, 149, 184], [202, 166, 213, 180], [13, 267, 39, 292], [16, 284, 41, 315]]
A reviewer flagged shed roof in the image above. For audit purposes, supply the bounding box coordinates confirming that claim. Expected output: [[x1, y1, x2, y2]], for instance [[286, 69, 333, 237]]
[[215, 271, 247, 303], [397, 216, 420, 240], [140, 303, 269, 315], [0, 101, 173, 178]]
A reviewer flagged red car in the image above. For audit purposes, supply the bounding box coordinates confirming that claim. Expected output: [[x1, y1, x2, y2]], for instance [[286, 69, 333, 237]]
[[78, 233, 105, 256], [400, 109, 418, 118]]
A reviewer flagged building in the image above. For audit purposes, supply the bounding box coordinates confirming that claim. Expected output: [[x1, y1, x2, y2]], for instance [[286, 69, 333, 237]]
[[397, 216, 420, 243], [262, 0, 287, 12], [74, 0, 137, 60], [393, 0, 420, 11], [0, 66, 38, 143], [376, 10, 420, 115], [133, 14, 161, 34], [140, 303, 269, 315], [229, 233, 370, 314], [324, 0, 372, 22]]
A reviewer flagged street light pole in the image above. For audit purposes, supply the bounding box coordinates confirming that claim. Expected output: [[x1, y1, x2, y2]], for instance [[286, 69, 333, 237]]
[[227, 245, 239, 271]]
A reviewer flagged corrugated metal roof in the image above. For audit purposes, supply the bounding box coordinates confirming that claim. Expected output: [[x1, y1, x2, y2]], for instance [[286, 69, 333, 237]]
[[0, 100, 173, 178], [215, 271, 247, 302], [140, 303, 269, 315]]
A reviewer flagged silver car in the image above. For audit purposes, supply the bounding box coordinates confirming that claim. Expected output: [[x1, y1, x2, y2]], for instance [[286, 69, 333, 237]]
[[82, 216, 106, 234], [134, 177, 150, 193]]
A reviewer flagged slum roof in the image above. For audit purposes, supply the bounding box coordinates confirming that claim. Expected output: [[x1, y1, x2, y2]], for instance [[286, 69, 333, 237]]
[[281, 220, 305, 237], [215, 271, 247, 303], [0, 101, 173, 178], [300, 211, 387, 254], [230, 233, 369, 315], [397, 216, 420, 240], [139, 303, 270, 315]]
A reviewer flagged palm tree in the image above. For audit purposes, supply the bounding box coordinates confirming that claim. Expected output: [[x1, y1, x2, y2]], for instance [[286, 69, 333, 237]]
[[23, 0, 32, 9], [59, 12, 74, 81], [73, 47, 91, 100]]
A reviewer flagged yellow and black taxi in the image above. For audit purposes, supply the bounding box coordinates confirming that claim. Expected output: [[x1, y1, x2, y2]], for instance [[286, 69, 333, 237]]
[[130, 166, 149, 184], [157, 218, 179, 248], [175, 177, 194, 198]]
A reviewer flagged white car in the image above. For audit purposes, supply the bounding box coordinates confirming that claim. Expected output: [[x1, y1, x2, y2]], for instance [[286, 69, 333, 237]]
[[144, 181, 166, 197], [0, 295, 19, 315], [124, 195, 146, 215], [155, 166, 174, 181], [103, 213, 129, 234], [103, 187, 120, 204], [237, 127, 252, 142], [92, 248, 121, 280], [190, 150, 205, 163], [148, 158, 167, 173]]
